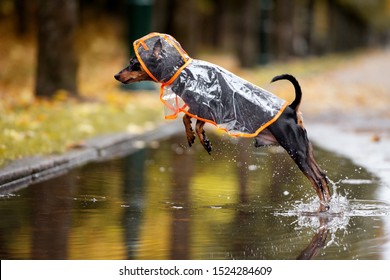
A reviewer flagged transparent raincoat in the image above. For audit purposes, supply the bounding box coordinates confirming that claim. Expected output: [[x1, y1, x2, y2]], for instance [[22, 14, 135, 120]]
[[134, 32, 288, 137]]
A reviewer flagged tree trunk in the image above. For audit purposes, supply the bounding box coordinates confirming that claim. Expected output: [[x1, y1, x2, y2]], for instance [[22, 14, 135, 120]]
[[272, 0, 294, 61], [237, 0, 260, 68], [305, 0, 315, 55], [327, 0, 368, 53], [35, 0, 79, 98], [172, 0, 199, 56], [14, 0, 28, 36]]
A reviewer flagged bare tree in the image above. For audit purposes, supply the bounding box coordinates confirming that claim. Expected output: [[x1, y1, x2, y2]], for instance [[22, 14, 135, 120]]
[[272, 0, 294, 61], [236, 0, 260, 68], [35, 0, 79, 98]]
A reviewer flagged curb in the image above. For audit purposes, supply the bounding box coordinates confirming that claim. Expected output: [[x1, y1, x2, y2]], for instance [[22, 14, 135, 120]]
[[0, 122, 182, 194]]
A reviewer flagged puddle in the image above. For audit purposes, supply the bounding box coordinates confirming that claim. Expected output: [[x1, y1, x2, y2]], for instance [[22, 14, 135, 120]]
[[0, 133, 389, 259]]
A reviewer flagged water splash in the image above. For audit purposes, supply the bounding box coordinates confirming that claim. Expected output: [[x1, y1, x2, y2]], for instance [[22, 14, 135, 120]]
[[276, 195, 351, 232], [275, 178, 390, 230], [277, 193, 390, 218]]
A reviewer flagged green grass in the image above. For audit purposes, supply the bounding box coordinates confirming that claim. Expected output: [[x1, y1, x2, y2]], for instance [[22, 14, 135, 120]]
[[0, 93, 162, 167]]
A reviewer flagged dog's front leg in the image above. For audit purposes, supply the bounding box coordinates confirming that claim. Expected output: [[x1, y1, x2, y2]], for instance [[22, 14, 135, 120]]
[[183, 114, 195, 147], [195, 120, 212, 154]]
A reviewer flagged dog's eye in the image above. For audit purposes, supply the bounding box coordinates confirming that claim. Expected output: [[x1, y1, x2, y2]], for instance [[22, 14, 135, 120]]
[[131, 63, 141, 71], [129, 58, 141, 71]]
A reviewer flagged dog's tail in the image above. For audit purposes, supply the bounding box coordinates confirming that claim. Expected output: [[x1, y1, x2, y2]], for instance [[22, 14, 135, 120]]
[[271, 74, 302, 111]]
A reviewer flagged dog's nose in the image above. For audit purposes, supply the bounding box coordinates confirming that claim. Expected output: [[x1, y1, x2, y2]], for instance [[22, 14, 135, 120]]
[[114, 73, 121, 81]]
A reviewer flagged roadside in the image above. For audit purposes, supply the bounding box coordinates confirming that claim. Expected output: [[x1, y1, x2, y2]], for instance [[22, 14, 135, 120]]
[[0, 121, 182, 193]]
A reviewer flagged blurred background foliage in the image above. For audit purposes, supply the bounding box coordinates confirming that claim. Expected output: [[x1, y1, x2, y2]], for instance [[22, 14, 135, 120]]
[[1, 0, 389, 100], [0, 0, 389, 165]]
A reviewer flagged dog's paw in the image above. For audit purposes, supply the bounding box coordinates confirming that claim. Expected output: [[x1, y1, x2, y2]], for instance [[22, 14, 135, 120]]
[[186, 132, 196, 147], [203, 138, 212, 155]]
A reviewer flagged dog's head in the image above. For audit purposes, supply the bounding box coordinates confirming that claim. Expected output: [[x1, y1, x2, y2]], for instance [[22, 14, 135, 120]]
[[114, 57, 152, 84], [115, 33, 191, 85], [114, 38, 164, 84]]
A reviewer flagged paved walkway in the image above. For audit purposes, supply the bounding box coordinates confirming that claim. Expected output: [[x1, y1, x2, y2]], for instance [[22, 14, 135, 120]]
[[301, 48, 390, 197], [302, 48, 390, 118]]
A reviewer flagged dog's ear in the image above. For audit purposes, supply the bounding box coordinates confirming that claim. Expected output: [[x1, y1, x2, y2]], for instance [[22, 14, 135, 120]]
[[153, 38, 162, 60]]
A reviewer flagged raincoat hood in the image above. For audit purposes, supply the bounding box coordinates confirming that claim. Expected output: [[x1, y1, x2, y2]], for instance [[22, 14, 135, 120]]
[[133, 32, 192, 84], [133, 32, 288, 137]]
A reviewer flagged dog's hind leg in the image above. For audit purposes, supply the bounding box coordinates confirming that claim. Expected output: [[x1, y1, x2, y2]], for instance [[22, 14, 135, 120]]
[[294, 142, 331, 211], [286, 142, 330, 211], [195, 120, 212, 154], [268, 120, 331, 211], [183, 114, 196, 147]]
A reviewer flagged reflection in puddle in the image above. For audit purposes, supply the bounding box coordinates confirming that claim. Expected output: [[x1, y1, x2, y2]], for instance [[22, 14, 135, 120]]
[[0, 132, 389, 259], [276, 186, 390, 259]]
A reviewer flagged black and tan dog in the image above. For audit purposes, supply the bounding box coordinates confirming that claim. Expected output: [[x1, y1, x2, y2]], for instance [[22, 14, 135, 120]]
[[115, 32, 331, 211]]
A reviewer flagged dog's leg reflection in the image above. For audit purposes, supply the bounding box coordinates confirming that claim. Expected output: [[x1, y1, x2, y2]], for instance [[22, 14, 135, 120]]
[[296, 216, 330, 260]]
